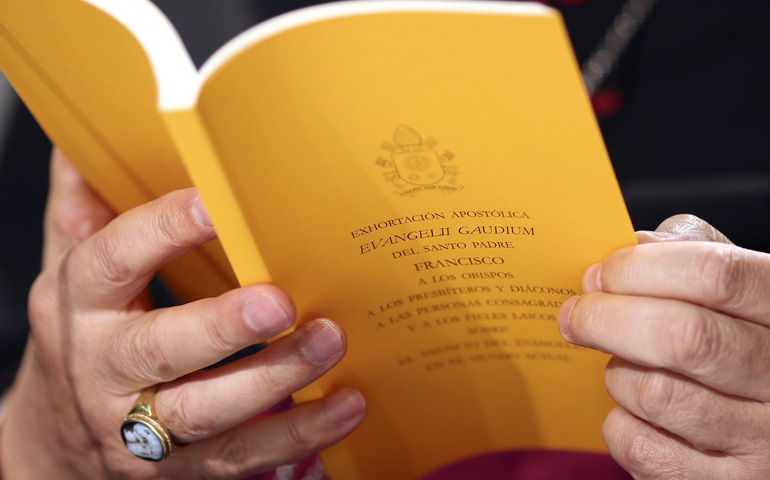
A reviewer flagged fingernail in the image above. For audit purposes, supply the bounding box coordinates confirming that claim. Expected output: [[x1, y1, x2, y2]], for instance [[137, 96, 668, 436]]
[[304, 457, 326, 480], [300, 320, 343, 365], [635, 230, 672, 243], [326, 389, 366, 424], [243, 294, 293, 335], [638, 230, 671, 238], [275, 463, 297, 480], [558, 296, 579, 342], [583, 263, 602, 293], [191, 195, 213, 228]]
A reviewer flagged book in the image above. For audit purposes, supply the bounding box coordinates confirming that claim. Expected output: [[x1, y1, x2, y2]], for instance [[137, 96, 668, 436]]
[[0, 1, 638, 478]]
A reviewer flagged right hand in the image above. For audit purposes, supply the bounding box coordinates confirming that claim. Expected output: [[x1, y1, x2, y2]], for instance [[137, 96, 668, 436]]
[[560, 215, 770, 479], [0, 150, 366, 479]]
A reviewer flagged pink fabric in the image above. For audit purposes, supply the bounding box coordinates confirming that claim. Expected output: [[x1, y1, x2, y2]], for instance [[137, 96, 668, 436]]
[[242, 399, 631, 480], [245, 450, 631, 479], [246, 455, 325, 480], [424, 451, 631, 480]]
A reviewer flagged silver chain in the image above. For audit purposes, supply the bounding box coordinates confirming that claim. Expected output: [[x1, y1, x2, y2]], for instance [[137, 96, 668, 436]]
[[581, 0, 660, 96]]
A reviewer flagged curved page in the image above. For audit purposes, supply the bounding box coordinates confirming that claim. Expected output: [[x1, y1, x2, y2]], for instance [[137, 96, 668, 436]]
[[0, 0, 239, 301]]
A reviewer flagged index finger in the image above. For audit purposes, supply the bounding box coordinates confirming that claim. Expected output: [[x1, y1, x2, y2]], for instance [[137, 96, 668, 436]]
[[585, 241, 770, 326], [64, 188, 216, 311], [43, 149, 114, 267]]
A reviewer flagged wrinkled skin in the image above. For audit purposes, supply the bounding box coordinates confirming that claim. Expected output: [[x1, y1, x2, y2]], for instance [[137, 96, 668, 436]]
[[0, 150, 366, 479], [561, 214, 770, 479]]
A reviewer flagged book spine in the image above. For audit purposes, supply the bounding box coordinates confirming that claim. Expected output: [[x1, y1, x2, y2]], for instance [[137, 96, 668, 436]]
[[161, 109, 271, 286]]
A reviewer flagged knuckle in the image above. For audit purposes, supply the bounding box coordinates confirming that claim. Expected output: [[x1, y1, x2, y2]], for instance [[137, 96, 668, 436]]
[[147, 189, 209, 254], [700, 245, 747, 310], [604, 412, 656, 476], [149, 196, 188, 251], [666, 309, 721, 376], [119, 320, 176, 383], [203, 311, 241, 354], [282, 416, 316, 453], [163, 388, 211, 441], [611, 426, 681, 480], [618, 431, 655, 474], [47, 202, 97, 245], [636, 372, 703, 429], [90, 234, 133, 286], [46, 206, 76, 241], [251, 357, 291, 398], [636, 372, 677, 424], [208, 432, 263, 477], [621, 435, 679, 479]]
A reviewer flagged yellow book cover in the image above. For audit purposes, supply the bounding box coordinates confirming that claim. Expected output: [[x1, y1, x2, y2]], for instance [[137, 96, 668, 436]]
[[0, 1, 638, 479]]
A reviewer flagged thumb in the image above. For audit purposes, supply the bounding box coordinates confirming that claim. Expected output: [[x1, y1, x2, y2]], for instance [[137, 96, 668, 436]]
[[635, 214, 733, 245], [42, 149, 115, 267]]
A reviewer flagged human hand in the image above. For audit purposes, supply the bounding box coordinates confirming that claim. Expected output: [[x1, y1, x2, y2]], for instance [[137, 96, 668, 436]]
[[0, 150, 365, 479], [559, 214, 770, 479]]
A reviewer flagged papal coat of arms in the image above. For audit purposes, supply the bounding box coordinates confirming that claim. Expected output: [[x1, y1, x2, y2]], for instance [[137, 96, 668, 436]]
[[376, 125, 462, 196]]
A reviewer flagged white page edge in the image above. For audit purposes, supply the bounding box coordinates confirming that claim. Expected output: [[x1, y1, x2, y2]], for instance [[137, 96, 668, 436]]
[[81, 0, 553, 111], [80, 0, 198, 110], [199, 1, 554, 100]]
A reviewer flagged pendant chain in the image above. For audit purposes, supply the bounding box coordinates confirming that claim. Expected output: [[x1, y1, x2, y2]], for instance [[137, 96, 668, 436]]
[[581, 0, 660, 96]]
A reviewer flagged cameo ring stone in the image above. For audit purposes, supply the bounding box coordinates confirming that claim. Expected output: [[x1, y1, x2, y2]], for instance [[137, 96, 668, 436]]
[[121, 386, 174, 461]]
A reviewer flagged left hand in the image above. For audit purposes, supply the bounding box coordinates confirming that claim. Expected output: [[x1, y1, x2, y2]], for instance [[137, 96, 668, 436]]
[[559, 215, 770, 479]]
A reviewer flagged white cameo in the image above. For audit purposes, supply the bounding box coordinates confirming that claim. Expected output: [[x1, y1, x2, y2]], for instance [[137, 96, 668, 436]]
[[122, 422, 164, 460]]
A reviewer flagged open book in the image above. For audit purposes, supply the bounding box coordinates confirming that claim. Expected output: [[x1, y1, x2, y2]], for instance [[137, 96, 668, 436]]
[[0, 1, 637, 478]]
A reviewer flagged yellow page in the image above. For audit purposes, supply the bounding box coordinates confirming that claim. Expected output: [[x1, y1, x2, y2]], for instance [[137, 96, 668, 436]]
[[172, 4, 638, 479], [0, 0, 238, 302]]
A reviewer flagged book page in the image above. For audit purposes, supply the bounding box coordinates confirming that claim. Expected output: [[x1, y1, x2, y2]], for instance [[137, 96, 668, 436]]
[[0, 0, 238, 301], [182, 6, 638, 479]]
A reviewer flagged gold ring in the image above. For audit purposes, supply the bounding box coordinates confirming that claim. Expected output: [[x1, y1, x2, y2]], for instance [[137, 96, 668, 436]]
[[120, 386, 174, 461]]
